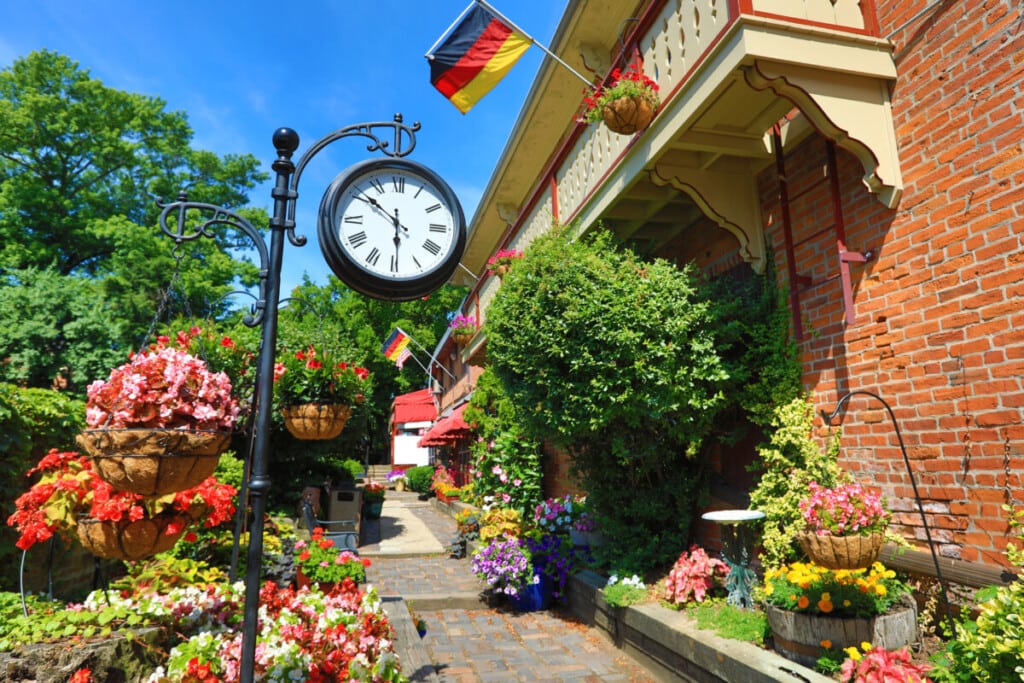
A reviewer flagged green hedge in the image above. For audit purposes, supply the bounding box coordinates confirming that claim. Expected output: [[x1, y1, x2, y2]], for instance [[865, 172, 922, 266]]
[[0, 384, 85, 592]]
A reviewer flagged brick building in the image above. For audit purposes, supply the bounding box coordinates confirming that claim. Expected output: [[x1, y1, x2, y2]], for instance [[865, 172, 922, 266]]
[[433, 0, 1022, 573]]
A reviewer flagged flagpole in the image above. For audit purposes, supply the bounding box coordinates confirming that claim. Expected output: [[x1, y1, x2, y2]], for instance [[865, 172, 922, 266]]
[[400, 349, 431, 377], [473, 0, 594, 86], [396, 327, 458, 382]]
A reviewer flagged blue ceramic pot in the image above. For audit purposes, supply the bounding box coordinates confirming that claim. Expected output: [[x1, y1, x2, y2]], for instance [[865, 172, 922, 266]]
[[510, 570, 553, 612]]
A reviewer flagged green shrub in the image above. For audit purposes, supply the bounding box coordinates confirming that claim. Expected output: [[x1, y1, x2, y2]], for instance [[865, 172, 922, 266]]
[[338, 457, 364, 482], [931, 581, 1024, 682], [0, 384, 85, 592], [486, 229, 723, 571], [931, 504, 1024, 682], [406, 465, 434, 494], [747, 396, 844, 567]]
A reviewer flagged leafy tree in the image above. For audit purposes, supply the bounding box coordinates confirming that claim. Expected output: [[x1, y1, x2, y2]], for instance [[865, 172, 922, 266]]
[[0, 267, 127, 392], [0, 50, 267, 393]]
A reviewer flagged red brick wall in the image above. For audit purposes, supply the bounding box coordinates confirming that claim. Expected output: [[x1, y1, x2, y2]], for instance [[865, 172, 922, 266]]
[[756, 0, 1024, 567]]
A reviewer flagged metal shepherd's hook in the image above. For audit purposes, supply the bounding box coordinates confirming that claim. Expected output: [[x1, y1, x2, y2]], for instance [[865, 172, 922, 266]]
[[821, 390, 955, 631]]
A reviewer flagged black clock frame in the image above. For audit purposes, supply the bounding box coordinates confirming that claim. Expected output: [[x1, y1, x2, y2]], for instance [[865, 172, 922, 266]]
[[317, 157, 467, 301]]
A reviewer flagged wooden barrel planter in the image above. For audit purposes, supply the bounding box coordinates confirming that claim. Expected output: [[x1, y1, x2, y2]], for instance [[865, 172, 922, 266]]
[[281, 404, 352, 440], [765, 598, 918, 668], [77, 512, 191, 561], [76, 429, 230, 496]]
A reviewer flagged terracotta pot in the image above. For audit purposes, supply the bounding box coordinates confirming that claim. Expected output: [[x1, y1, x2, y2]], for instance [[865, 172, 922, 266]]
[[76, 429, 230, 496], [281, 404, 352, 440], [76, 512, 191, 561], [601, 96, 656, 135], [798, 531, 885, 570], [766, 600, 917, 668]]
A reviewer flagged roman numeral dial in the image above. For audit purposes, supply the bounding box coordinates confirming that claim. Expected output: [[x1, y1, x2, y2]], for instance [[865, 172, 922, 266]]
[[319, 158, 467, 302]]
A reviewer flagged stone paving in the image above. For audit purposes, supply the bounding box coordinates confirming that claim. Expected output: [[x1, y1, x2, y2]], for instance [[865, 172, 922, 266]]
[[359, 491, 657, 683]]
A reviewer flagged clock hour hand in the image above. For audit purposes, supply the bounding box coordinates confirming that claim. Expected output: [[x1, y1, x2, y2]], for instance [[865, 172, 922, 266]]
[[393, 208, 409, 237]]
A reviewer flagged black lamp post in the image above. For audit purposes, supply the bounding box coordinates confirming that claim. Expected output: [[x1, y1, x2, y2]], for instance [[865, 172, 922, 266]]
[[157, 116, 421, 683], [821, 390, 955, 630]]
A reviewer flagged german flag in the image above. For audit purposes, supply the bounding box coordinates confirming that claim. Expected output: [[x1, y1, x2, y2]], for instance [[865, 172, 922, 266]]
[[381, 328, 412, 364], [427, 3, 531, 114]]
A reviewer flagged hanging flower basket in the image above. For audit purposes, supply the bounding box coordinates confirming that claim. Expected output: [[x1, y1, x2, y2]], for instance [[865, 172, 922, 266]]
[[76, 512, 191, 561], [798, 530, 885, 570], [580, 64, 660, 135], [601, 96, 656, 135], [452, 331, 473, 348], [282, 403, 352, 440], [76, 428, 230, 496]]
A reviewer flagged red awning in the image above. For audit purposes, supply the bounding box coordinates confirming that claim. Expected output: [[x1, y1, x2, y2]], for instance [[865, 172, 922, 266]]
[[391, 388, 436, 424], [417, 403, 470, 447]]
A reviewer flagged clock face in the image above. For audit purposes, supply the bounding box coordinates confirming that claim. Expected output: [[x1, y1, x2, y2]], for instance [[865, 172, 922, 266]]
[[318, 158, 466, 301]]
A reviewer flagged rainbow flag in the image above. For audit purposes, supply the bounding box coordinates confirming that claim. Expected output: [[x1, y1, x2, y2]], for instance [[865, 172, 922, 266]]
[[427, 2, 531, 114], [381, 329, 412, 366]]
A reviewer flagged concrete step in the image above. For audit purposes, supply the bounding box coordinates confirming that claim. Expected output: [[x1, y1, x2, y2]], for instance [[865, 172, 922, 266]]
[[366, 465, 393, 482]]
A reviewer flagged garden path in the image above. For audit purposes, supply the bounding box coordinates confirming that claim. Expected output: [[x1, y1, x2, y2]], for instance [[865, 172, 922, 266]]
[[359, 491, 658, 683]]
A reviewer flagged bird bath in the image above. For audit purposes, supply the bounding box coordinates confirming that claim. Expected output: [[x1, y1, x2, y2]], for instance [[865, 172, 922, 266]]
[[701, 509, 765, 609]]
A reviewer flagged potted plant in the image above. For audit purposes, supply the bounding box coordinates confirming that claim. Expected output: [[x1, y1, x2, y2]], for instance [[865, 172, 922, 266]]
[[761, 560, 916, 668], [448, 314, 477, 348], [580, 64, 660, 135], [431, 463, 461, 503], [386, 468, 408, 491], [274, 344, 371, 440], [486, 248, 523, 280], [532, 494, 601, 547], [76, 332, 240, 496], [361, 480, 386, 519], [6, 448, 236, 561], [471, 535, 550, 611], [524, 532, 587, 600], [293, 526, 371, 591], [798, 481, 891, 569]]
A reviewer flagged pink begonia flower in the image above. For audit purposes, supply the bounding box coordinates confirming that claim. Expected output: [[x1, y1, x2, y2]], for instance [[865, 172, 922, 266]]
[[513, 478, 522, 487], [502, 493, 511, 503], [499, 474, 508, 483], [492, 465, 503, 476]]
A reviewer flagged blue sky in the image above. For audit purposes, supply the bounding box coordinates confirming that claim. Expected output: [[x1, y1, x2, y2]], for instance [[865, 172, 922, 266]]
[[2, 1, 567, 293]]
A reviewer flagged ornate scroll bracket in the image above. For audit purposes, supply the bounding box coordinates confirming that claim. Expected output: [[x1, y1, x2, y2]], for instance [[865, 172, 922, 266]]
[[743, 60, 904, 209], [650, 164, 766, 273], [156, 193, 271, 327]]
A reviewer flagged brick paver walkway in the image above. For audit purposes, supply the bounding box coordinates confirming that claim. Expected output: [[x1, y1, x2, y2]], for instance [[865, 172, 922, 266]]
[[360, 491, 657, 683]]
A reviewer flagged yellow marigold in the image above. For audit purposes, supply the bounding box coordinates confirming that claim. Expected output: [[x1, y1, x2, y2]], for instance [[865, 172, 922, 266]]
[[764, 584, 774, 596], [844, 646, 861, 661], [875, 583, 887, 596]]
